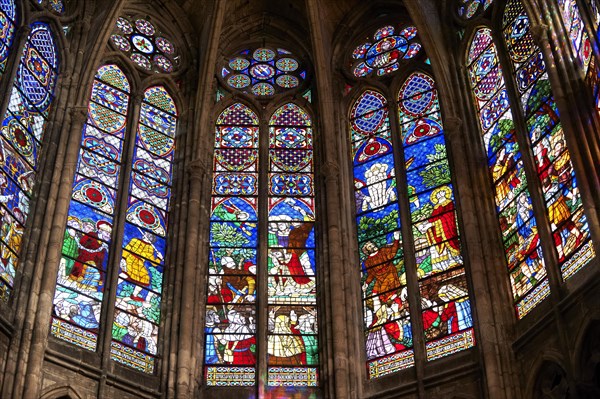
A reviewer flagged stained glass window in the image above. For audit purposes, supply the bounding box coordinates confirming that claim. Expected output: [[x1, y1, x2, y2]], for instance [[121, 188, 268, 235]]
[[0, 0, 17, 76], [51, 65, 177, 373], [465, 0, 595, 319], [466, 27, 549, 318], [110, 86, 177, 373], [351, 23, 422, 78], [0, 22, 59, 301], [457, 0, 494, 20], [557, 0, 600, 114], [502, 0, 593, 280], [267, 103, 319, 387], [222, 48, 306, 97], [111, 16, 179, 74], [398, 72, 474, 361], [349, 27, 475, 376], [204, 102, 319, 389], [205, 103, 259, 387], [51, 65, 130, 351], [351, 89, 414, 378]]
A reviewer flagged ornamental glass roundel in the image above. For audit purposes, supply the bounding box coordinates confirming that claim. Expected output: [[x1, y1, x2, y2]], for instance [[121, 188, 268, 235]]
[[351, 23, 422, 78], [110, 15, 179, 74], [222, 47, 306, 97]]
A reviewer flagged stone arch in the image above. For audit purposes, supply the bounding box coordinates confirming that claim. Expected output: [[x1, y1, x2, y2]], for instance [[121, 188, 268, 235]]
[[575, 320, 600, 398], [530, 361, 571, 399], [40, 384, 84, 399]]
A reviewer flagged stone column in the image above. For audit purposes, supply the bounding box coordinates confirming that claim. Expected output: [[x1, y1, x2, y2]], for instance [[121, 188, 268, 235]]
[[19, 106, 89, 399], [176, 157, 209, 398]]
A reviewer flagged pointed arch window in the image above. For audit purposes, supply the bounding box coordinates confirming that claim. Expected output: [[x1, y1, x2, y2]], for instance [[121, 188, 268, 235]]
[[51, 64, 177, 374], [0, 21, 59, 301], [349, 22, 475, 377], [465, 0, 595, 318], [204, 102, 320, 390], [0, 0, 17, 77]]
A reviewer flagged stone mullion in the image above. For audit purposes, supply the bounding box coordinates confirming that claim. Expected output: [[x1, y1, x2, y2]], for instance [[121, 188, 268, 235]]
[[444, 114, 517, 399], [95, 92, 143, 398], [493, 25, 564, 306], [306, 0, 352, 397], [161, 103, 192, 397], [531, 23, 600, 263], [176, 2, 226, 397], [388, 96, 427, 398], [0, 25, 30, 122], [257, 114, 269, 398]]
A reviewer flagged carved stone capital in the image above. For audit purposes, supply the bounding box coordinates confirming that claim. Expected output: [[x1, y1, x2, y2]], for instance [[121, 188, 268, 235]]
[[444, 116, 463, 140], [321, 161, 340, 182], [531, 24, 549, 47], [70, 106, 88, 125], [187, 158, 209, 180]]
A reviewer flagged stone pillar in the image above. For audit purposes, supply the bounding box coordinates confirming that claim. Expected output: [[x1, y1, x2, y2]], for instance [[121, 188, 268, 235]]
[[176, 157, 209, 398], [19, 105, 89, 399]]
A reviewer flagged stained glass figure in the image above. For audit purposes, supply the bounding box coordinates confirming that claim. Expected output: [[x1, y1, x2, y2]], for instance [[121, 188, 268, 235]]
[[457, 0, 493, 20], [110, 86, 177, 373], [110, 15, 179, 74], [222, 47, 305, 97], [0, 0, 16, 76], [350, 90, 414, 379], [51, 65, 129, 350], [557, 1, 600, 117], [0, 22, 59, 301], [466, 27, 551, 318], [351, 23, 422, 78], [398, 72, 475, 361], [204, 103, 259, 387], [502, 0, 594, 281], [267, 103, 319, 387]]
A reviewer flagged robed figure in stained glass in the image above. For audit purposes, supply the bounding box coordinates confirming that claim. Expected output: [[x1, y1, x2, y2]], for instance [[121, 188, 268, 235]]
[[362, 230, 403, 304]]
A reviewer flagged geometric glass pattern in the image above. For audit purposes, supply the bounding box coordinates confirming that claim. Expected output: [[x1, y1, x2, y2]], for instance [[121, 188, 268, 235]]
[[0, 0, 17, 77], [222, 47, 306, 97], [51, 64, 178, 373], [350, 67, 477, 379], [51, 65, 131, 352], [267, 103, 319, 387], [110, 86, 177, 373], [502, 0, 594, 282], [466, 27, 550, 318], [351, 23, 422, 78], [205, 103, 259, 387], [398, 72, 475, 362], [110, 15, 179, 74], [0, 22, 59, 301], [350, 89, 414, 378]]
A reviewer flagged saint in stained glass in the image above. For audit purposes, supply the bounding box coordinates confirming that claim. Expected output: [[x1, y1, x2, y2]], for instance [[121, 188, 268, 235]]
[[204, 103, 259, 387], [0, 22, 59, 301], [502, 0, 594, 282], [110, 86, 177, 373], [467, 27, 550, 318], [267, 103, 319, 387], [350, 89, 414, 379], [51, 65, 130, 351], [398, 72, 475, 361]]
